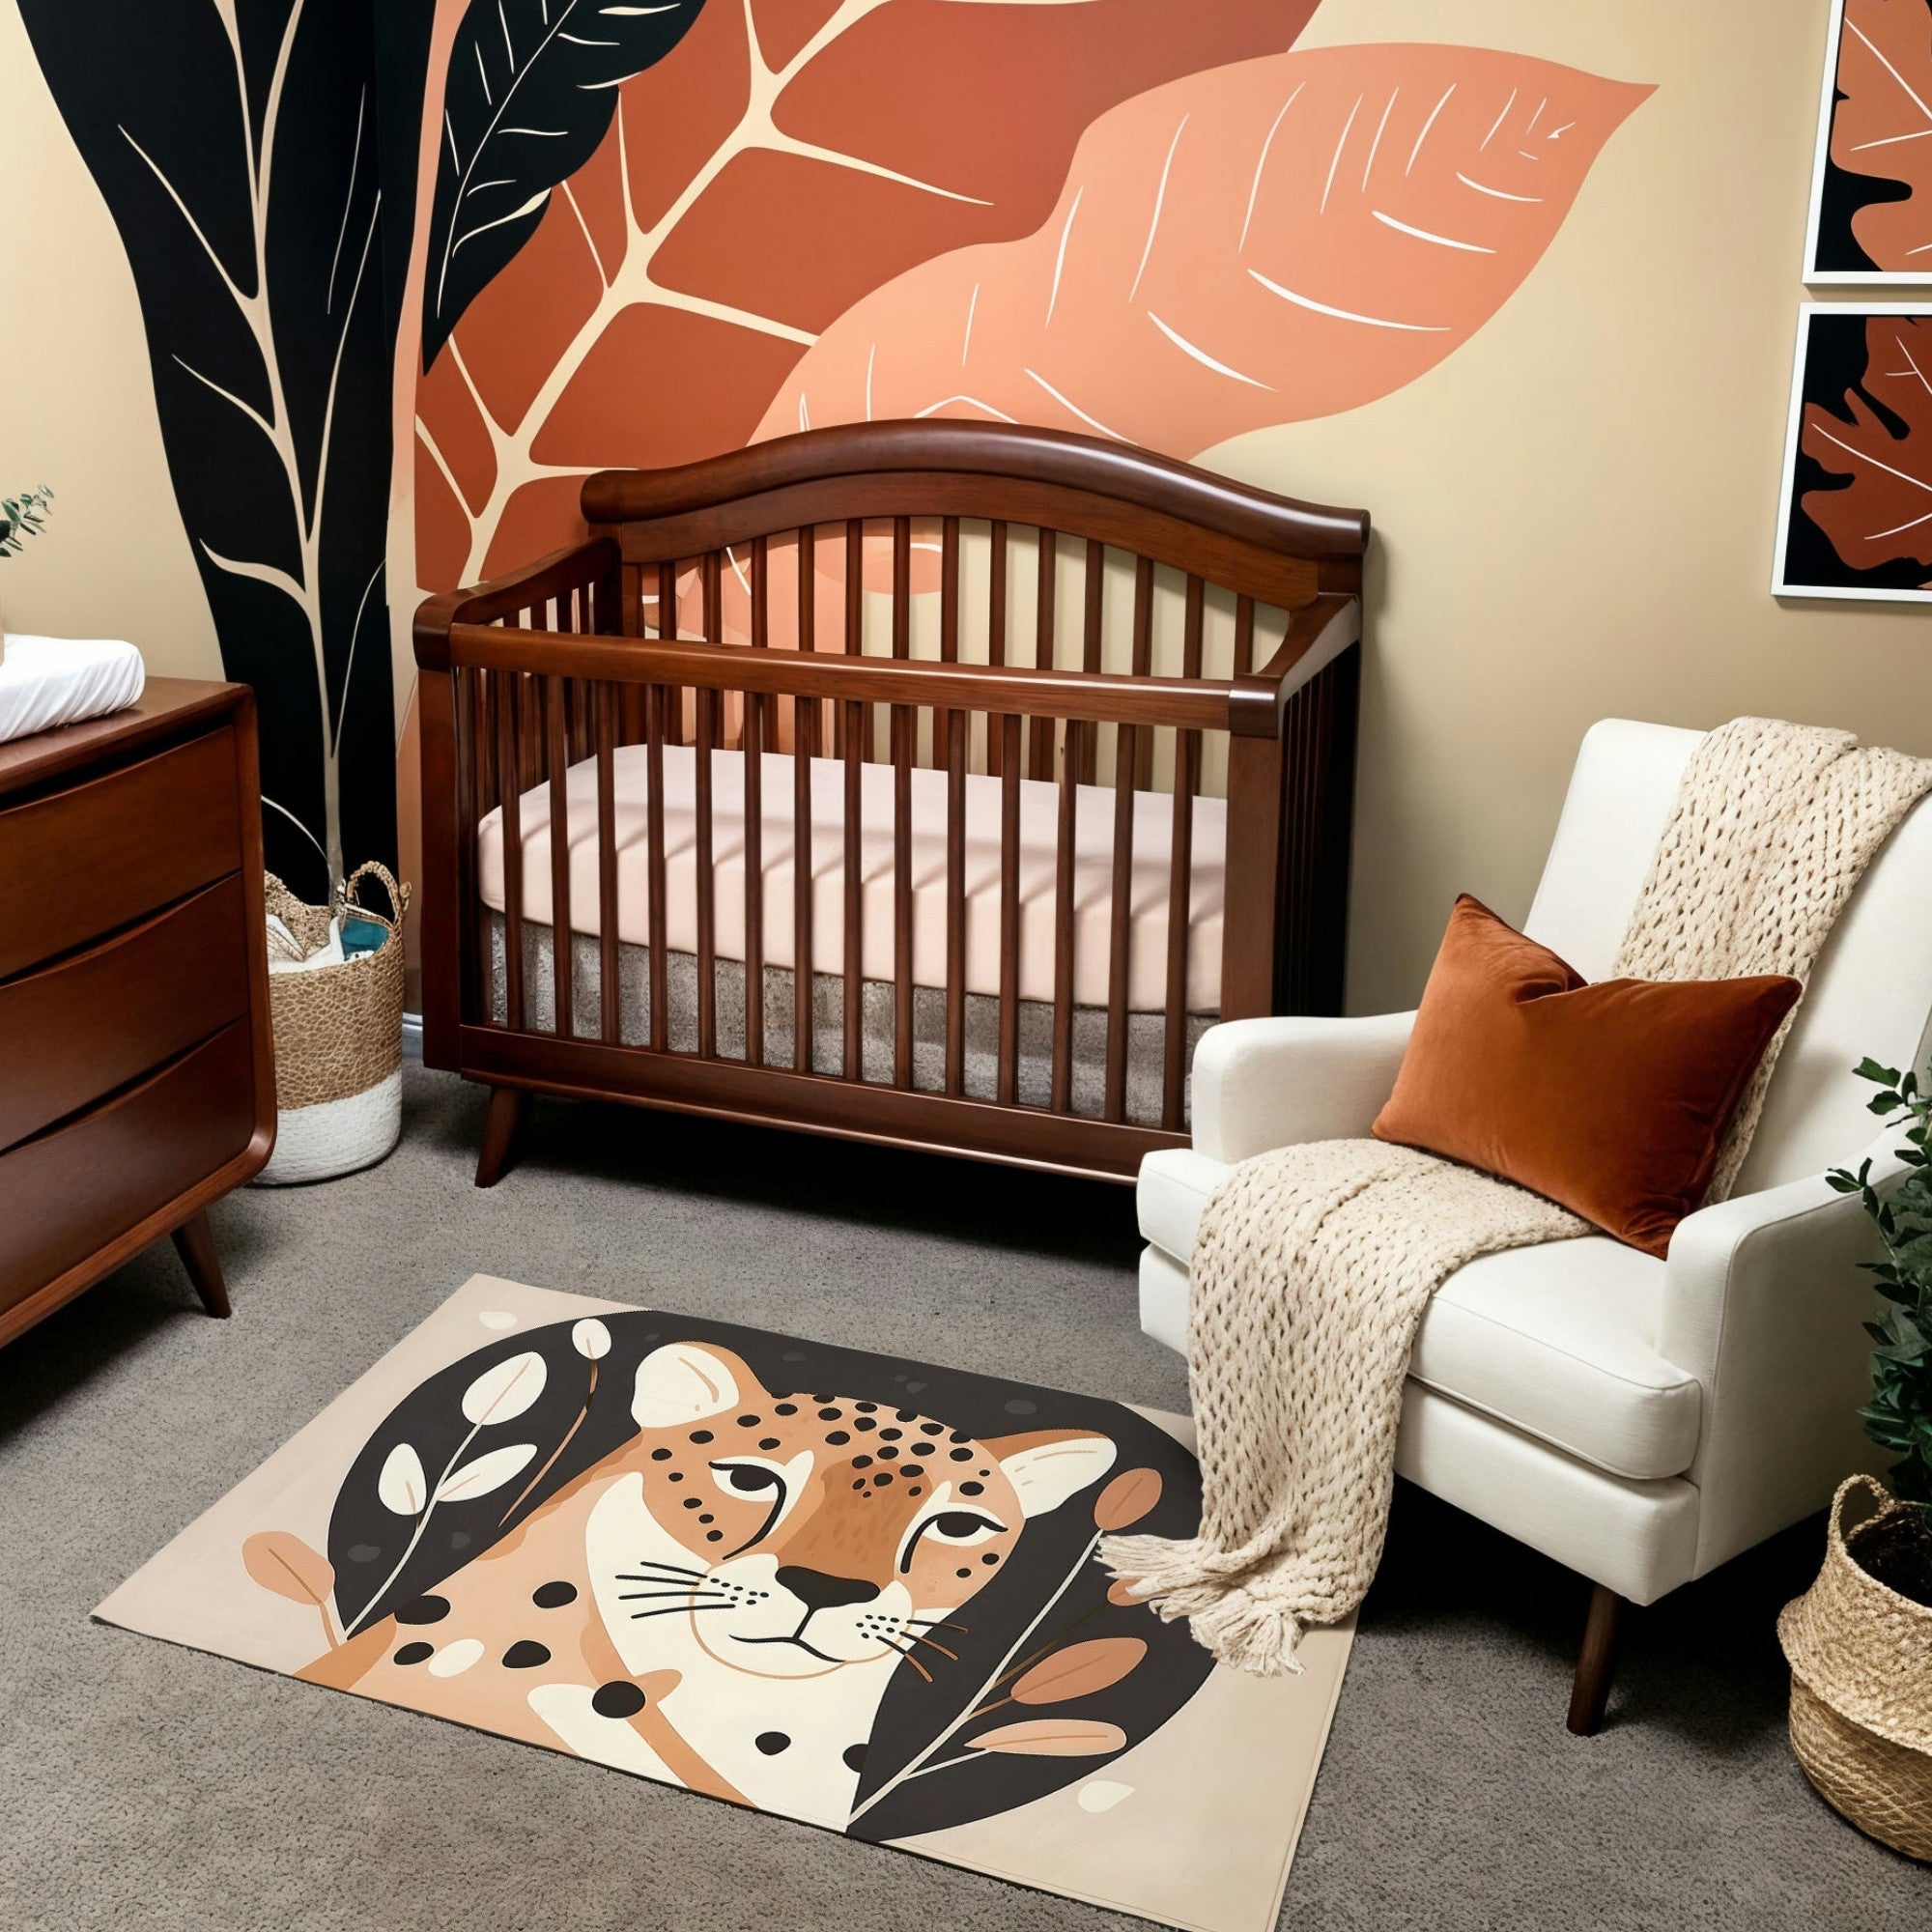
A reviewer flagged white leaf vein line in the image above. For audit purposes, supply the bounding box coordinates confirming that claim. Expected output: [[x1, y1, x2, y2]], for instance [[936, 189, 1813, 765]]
[[1321, 94, 1363, 213], [1047, 185, 1084, 327], [1025, 368, 1126, 440], [1247, 268, 1446, 332], [1361, 89, 1399, 192], [1406, 84, 1454, 177], [1129, 117, 1188, 301], [1457, 170, 1541, 203], [1373, 209, 1494, 253], [1147, 311, 1272, 389], [961, 281, 980, 366], [1809, 422, 1932, 499], [1240, 85, 1304, 254], [1480, 86, 1517, 152]]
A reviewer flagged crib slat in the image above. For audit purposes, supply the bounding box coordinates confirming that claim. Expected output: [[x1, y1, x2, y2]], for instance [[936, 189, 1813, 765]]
[[645, 680, 668, 1051], [468, 670, 491, 1023], [498, 672, 526, 1032], [619, 562, 646, 745], [940, 518, 960, 665], [893, 702, 913, 1087], [843, 518, 864, 763], [842, 697, 865, 1080], [1104, 719, 1136, 1122], [1182, 574, 1206, 797], [1162, 715, 1197, 1130], [547, 675, 573, 1041], [794, 667, 815, 1073], [892, 517, 911, 660], [987, 521, 1009, 778], [1079, 539, 1103, 783], [1131, 554, 1154, 789], [1031, 527, 1056, 779], [744, 679, 765, 1067], [798, 523, 818, 757], [597, 680, 619, 1044], [751, 532, 775, 748], [696, 683, 717, 1058], [997, 714, 1022, 1105], [1051, 719, 1077, 1112], [1235, 594, 1256, 676], [944, 705, 967, 1095], [657, 561, 680, 749]]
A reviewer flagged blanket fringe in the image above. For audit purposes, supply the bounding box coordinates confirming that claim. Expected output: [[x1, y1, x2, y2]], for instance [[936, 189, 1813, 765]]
[[1099, 1532, 1309, 1676]]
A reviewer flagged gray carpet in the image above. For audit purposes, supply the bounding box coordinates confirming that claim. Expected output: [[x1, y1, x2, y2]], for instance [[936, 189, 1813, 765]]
[[1, 1064, 1923, 1932]]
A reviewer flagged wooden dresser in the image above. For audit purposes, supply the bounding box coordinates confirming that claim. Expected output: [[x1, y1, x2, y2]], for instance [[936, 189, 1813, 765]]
[[0, 678, 274, 1345]]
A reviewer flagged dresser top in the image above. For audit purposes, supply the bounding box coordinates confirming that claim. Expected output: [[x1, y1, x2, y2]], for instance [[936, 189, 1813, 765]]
[[0, 677, 246, 801]]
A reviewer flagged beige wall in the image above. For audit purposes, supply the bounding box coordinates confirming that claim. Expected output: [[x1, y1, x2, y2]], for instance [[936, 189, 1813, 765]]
[[1214, 0, 1931, 1014], [0, 3, 218, 677]]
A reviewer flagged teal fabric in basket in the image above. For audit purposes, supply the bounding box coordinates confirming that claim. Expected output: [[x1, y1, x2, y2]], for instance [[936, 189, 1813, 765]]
[[341, 914, 387, 958]]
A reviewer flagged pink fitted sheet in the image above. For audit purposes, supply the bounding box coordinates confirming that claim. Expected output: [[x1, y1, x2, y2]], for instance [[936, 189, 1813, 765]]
[[477, 745, 1225, 1011]]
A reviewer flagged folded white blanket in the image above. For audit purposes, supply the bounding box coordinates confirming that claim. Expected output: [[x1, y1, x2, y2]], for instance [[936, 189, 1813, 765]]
[[0, 632, 147, 745]]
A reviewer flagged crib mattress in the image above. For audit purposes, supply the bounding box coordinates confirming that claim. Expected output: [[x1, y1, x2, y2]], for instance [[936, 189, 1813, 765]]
[[477, 745, 1225, 1012]]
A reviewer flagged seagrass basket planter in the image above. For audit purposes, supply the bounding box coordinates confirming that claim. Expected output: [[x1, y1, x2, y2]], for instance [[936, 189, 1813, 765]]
[[1777, 1473, 1932, 1861], [254, 863, 410, 1185]]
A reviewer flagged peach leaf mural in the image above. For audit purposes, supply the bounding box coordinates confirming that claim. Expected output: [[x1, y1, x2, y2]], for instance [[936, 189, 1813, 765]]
[[755, 44, 1653, 451]]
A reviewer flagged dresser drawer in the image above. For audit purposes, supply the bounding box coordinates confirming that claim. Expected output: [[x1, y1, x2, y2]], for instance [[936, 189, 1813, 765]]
[[0, 873, 251, 1152], [0, 725, 242, 980], [0, 1021, 256, 1318]]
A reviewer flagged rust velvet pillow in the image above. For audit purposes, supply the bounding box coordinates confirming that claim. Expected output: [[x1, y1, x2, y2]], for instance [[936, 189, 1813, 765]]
[[1371, 896, 1802, 1257]]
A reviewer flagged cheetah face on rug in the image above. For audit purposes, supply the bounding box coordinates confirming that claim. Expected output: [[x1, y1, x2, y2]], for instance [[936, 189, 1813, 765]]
[[300, 1342, 1116, 1829]]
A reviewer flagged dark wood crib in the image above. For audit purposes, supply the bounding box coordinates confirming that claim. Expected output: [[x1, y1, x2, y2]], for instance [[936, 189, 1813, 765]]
[[414, 421, 1366, 1186]]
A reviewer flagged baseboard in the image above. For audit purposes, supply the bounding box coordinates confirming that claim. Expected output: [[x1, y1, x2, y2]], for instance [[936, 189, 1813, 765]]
[[402, 1011, 424, 1061]]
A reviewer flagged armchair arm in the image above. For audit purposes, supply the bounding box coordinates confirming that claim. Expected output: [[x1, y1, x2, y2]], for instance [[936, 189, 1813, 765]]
[[1191, 1010, 1415, 1164], [1660, 1133, 1901, 1577]]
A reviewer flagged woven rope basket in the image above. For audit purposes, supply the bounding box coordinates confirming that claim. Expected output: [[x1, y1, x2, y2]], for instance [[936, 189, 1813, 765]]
[[255, 863, 410, 1185], [1777, 1473, 1932, 1861]]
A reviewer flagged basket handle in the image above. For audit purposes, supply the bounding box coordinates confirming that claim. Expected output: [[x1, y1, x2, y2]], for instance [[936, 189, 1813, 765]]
[[342, 861, 412, 928], [1828, 1471, 1908, 1558]]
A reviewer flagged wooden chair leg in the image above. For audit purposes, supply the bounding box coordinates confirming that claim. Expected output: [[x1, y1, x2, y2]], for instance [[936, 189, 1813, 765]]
[[475, 1085, 526, 1189], [1567, 1582, 1629, 1736], [170, 1209, 231, 1320]]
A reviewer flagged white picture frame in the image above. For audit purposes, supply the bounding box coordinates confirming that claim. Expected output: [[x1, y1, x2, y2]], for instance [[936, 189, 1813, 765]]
[[1773, 300, 1932, 601], [1804, 0, 1932, 284]]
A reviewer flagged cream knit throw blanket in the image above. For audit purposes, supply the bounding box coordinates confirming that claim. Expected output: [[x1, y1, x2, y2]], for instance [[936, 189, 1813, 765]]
[[1104, 719, 1932, 1675]]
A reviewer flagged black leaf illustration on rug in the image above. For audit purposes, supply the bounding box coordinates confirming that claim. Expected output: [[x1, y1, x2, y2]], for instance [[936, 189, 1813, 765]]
[[423, 0, 706, 363]]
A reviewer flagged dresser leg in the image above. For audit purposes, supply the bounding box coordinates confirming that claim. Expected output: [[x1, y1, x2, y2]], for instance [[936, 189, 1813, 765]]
[[475, 1085, 526, 1189], [171, 1210, 232, 1320]]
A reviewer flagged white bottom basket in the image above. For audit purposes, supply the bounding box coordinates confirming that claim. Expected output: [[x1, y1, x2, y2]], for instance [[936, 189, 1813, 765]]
[[254, 1069, 403, 1185]]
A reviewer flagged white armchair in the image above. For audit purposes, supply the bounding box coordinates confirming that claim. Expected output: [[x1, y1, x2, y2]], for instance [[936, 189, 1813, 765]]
[[1139, 720, 1932, 1731]]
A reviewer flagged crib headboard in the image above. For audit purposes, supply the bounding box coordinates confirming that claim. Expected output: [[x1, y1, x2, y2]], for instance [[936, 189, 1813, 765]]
[[415, 420, 1369, 1182]]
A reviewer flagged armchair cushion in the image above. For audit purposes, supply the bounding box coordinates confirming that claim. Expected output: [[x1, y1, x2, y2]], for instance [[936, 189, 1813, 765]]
[[1372, 896, 1801, 1256], [1138, 1150, 1701, 1481]]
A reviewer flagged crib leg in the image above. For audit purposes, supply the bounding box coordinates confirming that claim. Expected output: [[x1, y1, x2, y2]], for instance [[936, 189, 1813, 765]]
[[475, 1085, 526, 1189]]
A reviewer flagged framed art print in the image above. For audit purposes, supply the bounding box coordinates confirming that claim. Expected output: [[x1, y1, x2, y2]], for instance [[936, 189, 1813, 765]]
[[1804, 0, 1932, 283], [1774, 302, 1932, 600]]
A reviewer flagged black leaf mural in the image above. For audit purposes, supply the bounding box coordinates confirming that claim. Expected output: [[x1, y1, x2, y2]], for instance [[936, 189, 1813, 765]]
[[422, 0, 706, 365], [18, 0, 421, 896]]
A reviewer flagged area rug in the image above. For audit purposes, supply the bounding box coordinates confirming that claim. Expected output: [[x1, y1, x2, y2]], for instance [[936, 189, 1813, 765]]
[[96, 1276, 1350, 1932]]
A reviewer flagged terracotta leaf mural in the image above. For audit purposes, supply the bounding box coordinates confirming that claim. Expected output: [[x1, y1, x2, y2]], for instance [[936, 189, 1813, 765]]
[[1828, 0, 1932, 273], [1801, 313, 1932, 574], [423, 0, 705, 362], [756, 45, 1651, 451], [412, 0, 1324, 589]]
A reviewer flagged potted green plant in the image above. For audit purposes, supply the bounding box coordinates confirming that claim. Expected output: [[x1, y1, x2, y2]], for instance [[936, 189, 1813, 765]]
[[0, 485, 56, 661], [1776, 1058, 1932, 1861]]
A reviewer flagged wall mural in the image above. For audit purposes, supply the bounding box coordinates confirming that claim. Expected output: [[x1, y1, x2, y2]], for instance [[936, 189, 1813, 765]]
[[19, 0, 408, 897], [17, 1, 1651, 890], [411, 5, 1651, 609]]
